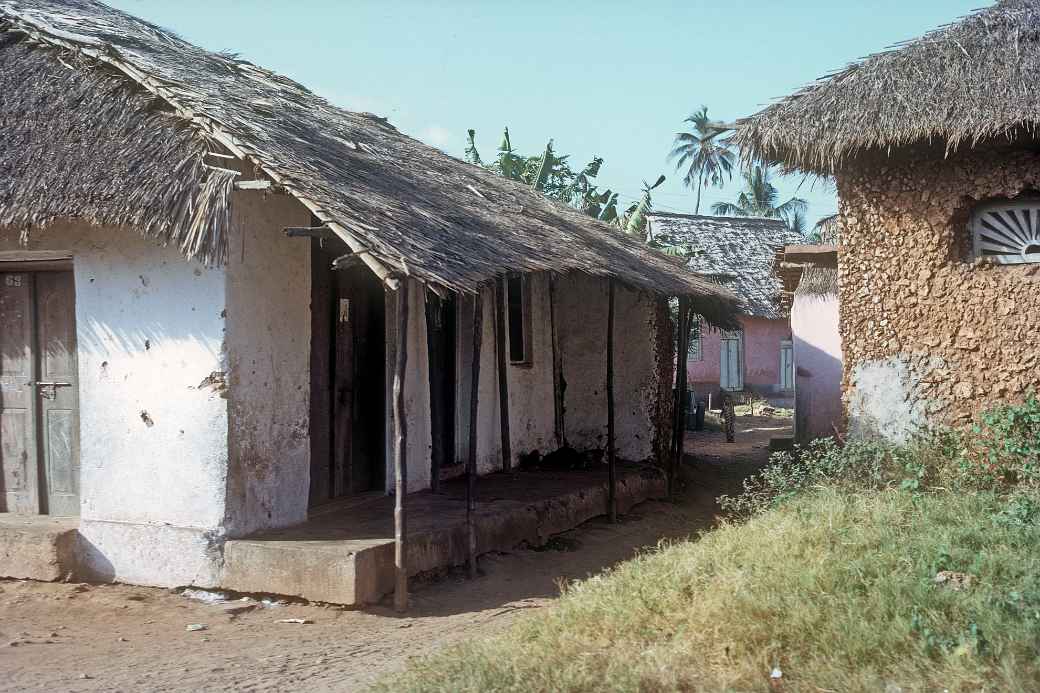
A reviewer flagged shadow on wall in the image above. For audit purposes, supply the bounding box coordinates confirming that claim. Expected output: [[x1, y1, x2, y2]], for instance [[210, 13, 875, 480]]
[[71, 534, 115, 582], [793, 338, 843, 443]]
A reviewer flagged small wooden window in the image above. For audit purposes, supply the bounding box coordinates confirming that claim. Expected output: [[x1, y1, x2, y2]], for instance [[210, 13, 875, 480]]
[[687, 317, 703, 361], [971, 200, 1040, 264], [506, 275, 531, 365]]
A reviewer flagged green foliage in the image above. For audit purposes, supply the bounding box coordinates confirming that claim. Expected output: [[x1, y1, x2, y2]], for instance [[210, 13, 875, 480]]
[[466, 127, 682, 243], [711, 164, 808, 229], [717, 437, 898, 517], [960, 391, 1040, 487], [668, 106, 735, 214]]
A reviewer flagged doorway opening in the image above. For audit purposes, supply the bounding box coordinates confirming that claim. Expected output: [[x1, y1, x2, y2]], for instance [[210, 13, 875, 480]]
[[309, 241, 386, 508], [426, 293, 457, 489], [0, 265, 80, 516]]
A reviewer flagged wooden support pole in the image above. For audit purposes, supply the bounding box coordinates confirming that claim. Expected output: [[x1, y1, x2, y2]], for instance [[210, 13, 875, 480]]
[[606, 280, 617, 524], [669, 299, 692, 499], [549, 273, 565, 448], [467, 291, 484, 579], [494, 277, 512, 472], [393, 282, 410, 613]]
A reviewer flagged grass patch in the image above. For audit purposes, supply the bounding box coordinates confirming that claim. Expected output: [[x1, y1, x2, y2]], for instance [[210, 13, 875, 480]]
[[378, 487, 1040, 692], [379, 397, 1040, 692]]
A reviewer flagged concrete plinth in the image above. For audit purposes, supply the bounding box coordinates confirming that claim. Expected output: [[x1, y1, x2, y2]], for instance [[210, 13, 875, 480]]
[[223, 464, 665, 606], [0, 514, 79, 581]]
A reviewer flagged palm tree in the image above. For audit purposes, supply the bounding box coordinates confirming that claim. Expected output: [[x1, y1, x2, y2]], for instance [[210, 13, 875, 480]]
[[668, 106, 735, 214], [711, 165, 807, 223]]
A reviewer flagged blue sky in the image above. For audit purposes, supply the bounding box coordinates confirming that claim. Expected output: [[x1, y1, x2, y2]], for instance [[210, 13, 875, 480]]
[[109, 0, 987, 228]]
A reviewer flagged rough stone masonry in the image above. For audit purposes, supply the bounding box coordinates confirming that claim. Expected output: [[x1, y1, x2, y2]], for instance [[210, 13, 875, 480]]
[[837, 147, 1040, 441]]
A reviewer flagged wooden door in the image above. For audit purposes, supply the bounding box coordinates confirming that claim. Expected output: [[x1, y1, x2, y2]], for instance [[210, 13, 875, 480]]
[[0, 271, 40, 513], [0, 270, 79, 515], [36, 272, 80, 515], [332, 294, 355, 497], [720, 331, 744, 391]]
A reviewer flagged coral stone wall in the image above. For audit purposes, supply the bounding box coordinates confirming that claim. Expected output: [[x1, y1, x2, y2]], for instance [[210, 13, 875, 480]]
[[837, 148, 1040, 440]]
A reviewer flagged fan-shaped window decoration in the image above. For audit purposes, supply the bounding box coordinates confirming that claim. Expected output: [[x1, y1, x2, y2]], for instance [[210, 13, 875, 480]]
[[971, 200, 1040, 264]]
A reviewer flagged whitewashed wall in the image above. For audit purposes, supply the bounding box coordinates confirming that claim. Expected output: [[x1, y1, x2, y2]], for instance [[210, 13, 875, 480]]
[[2, 221, 230, 587], [385, 272, 663, 492], [223, 192, 312, 536], [556, 274, 659, 462]]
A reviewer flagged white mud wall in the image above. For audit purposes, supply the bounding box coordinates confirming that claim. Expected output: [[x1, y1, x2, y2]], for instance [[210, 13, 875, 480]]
[[383, 272, 661, 492], [385, 279, 434, 492], [223, 192, 312, 536], [1, 221, 230, 587], [556, 274, 658, 462]]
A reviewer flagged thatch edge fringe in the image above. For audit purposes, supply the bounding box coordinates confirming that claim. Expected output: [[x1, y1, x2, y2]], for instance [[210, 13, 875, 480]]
[[0, 10, 401, 288]]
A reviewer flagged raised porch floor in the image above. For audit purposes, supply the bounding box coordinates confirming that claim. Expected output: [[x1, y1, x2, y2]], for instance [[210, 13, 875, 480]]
[[222, 463, 666, 606]]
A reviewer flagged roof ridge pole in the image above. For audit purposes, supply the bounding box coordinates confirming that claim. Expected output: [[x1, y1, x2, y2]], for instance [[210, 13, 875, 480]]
[[393, 280, 410, 613], [495, 276, 512, 472], [467, 290, 484, 580], [606, 280, 617, 524]]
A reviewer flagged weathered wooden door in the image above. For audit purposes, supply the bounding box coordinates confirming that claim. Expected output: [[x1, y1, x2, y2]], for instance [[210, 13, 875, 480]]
[[719, 331, 744, 392], [0, 270, 79, 515]]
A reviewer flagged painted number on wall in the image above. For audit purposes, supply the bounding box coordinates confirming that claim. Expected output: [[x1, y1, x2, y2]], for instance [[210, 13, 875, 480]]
[[4, 274, 22, 287]]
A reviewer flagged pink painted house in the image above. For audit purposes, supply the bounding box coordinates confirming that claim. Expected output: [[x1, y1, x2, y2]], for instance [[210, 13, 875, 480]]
[[647, 213, 803, 405], [777, 245, 843, 442]]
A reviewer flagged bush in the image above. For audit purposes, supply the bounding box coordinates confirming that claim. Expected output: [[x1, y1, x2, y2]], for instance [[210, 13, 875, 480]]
[[717, 436, 933, 517], [959, 392, 1040, 488], [720, 396, 1040, 517]]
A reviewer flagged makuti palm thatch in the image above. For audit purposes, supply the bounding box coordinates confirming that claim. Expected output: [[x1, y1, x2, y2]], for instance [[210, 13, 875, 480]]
[[0, 0, 739, 327], [734, 0, 1040, 174]]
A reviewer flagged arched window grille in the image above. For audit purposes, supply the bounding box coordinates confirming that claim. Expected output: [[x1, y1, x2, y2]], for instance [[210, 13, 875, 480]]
[[971, 200, 1040, 264]]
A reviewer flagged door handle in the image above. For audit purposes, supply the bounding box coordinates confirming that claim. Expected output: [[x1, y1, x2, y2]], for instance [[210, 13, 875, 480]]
[[29, 381, 72, 387]]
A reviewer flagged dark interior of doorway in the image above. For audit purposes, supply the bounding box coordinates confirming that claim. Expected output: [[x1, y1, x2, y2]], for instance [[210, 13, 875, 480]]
[[426, 293, 456, 489], [309, 239, 386, 508]]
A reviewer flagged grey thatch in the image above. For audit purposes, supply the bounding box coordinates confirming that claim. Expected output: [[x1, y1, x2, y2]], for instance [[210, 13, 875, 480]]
[[646, 213, 802, 319], [0, 0, 739, 326], [734, 0, 1040, 174], [795, 266, 839, 297]]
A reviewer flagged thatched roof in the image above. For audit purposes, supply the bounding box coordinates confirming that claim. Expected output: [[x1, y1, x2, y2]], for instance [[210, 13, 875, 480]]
[[646, 213, 802, 319], [734, 1, 1040, 174], [0, 1, 739, 326]]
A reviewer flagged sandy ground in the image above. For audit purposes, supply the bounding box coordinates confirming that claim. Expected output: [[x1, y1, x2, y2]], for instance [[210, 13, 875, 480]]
[[0, 414, 789, 693]]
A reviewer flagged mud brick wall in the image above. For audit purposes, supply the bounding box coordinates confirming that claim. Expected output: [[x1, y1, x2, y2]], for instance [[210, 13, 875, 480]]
[[836, 148, 1040, 440]]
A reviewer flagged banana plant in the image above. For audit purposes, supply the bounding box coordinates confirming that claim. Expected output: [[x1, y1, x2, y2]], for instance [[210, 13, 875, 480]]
[[621, 175, 666, 238]]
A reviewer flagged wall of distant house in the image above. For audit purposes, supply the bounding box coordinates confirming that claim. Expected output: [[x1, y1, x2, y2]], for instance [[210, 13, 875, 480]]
[[687, 315, 792, 401], [1, 221, 231, 588], [838, 148, 1040, 441], [791, 288, 843, 442]]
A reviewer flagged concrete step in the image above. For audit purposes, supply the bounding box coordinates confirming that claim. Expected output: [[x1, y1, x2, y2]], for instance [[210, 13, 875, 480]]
[[221, 467, 665, 606], [0, 514, 79, 581]]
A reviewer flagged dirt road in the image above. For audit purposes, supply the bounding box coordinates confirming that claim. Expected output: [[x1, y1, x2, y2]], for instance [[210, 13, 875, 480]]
[[0, 415, 787, 693]]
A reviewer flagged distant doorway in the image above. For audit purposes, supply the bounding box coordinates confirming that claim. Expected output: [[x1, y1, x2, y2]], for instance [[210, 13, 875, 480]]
[[720, 330, 744, 392], [309, 242, 386, 507], [0, 267, 80, 516]]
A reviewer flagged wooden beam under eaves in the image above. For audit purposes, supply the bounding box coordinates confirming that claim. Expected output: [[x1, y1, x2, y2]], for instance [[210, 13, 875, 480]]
[[234, 180, 272, 191], [284, 226, 336, 240]]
